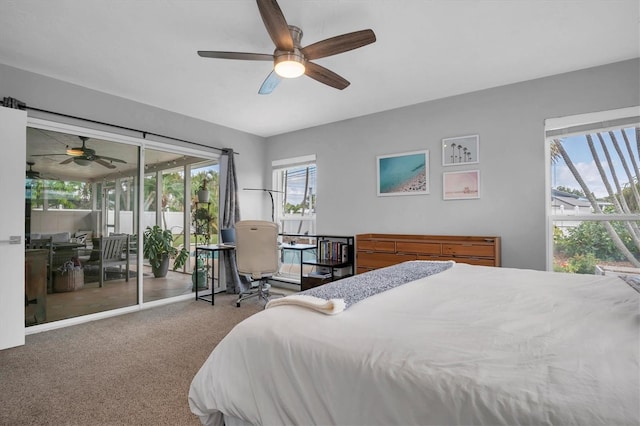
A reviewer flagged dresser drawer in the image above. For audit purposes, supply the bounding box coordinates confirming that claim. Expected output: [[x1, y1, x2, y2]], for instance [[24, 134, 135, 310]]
[[357, 240, 396, 252], [396, 241, 441, 255], [357, 252, 416, 269], [456, 258, 496, 266], [416, 255, 446, 262], [356, 234, 500, 270], [442, 243, 495, 258]]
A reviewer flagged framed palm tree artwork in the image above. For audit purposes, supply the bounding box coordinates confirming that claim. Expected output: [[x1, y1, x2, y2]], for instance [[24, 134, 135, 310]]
[[442, 135, 479, 166]]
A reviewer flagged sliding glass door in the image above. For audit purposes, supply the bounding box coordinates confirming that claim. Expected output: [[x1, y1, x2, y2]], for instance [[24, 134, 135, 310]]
[[142, 149, 220, 303], [25, 124, 221, 325], [25, 127, 140, 324]]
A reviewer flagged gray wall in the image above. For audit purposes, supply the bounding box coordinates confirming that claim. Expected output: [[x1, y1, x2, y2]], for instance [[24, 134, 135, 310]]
[[0, 62, 268, 220], [2, 59, 638, 270], [265, 59, 640, 270]]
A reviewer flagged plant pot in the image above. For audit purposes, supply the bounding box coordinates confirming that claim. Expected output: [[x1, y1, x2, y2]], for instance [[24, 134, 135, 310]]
[[192, 269, 208, 291], [197, 189, 210, 203], [152, 254, 170, 278]]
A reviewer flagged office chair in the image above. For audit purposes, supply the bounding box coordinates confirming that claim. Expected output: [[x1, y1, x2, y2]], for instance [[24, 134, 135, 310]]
[[235, 220, 284, 307]]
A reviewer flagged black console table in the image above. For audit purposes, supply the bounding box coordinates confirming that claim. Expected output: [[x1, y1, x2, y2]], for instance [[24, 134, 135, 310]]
[[194, 244, 234, 305]]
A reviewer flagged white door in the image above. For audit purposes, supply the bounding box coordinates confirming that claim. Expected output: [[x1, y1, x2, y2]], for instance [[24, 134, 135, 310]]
[[0, 107, 27, 350]]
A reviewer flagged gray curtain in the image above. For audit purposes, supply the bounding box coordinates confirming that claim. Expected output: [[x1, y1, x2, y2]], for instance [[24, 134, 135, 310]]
[[220, 148, 250, 294]]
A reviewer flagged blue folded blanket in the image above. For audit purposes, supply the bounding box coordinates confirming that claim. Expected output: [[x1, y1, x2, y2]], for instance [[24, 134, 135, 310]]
[[266, 261, 454, 314]]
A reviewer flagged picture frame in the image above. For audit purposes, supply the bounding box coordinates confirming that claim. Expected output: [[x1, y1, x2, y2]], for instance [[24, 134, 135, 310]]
[[442, 134, 479, 166], [376, 150, 429, 196], [443, 170, 480, 200]]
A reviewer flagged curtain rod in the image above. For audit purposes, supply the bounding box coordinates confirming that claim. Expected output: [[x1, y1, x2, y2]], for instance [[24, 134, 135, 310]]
[[1, 96, 239, 155]]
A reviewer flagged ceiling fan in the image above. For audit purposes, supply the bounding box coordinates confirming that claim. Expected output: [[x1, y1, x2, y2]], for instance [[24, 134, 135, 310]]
[[198, 0, 376, 94], [26, 161, 56, 180], [26, 161, 42, 179], [35, 136, 126, 169]]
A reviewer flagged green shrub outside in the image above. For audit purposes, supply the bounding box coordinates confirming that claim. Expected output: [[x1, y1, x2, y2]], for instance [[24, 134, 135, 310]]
[[554, 221, 639, 274], [554, 222, 639, 262], [553, 253, 597, 274]]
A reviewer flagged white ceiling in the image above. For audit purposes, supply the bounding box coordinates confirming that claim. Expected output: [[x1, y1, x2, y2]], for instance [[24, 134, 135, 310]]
[[0, 1, 638, 138]]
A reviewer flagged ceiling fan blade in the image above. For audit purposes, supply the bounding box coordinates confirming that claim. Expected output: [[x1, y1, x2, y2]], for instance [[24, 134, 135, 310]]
[[95, 159, 117, 169], [60, 157, 74, 165], [31, 153, 67, 157], [258, 71, 282, 95], [256, 0, 293, 51], [305, 62, 350, 90], [301, 29, 376, 60], [95, 155, 126, 164], [197, 51, 273, 61]]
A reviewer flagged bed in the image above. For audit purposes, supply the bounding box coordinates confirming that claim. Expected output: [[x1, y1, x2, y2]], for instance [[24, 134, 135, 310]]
[[189, 261, 640, 426]]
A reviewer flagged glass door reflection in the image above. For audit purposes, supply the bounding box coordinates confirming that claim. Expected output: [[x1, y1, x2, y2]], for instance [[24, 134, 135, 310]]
[[25, 127, 139, 324]]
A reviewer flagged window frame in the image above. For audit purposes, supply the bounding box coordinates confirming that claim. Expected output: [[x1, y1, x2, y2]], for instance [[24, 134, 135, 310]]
[[544, 106, 640, 271], [272, 154, 317, 236]]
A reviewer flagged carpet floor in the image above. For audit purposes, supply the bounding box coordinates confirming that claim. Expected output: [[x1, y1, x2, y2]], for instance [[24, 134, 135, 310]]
[[0, 294, 263, 425]]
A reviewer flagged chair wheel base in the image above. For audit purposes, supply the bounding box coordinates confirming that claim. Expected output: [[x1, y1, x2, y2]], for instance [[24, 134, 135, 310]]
[[236, 302, 241, 307]]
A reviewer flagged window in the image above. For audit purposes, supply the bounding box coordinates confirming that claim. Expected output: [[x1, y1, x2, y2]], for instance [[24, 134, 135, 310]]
[[272, 155, 317, 235], [30, 179, 93, 211], [546, 108, 640, 275]]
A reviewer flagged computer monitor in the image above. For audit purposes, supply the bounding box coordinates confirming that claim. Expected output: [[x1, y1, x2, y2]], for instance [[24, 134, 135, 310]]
[[220, 228, 236, 245]]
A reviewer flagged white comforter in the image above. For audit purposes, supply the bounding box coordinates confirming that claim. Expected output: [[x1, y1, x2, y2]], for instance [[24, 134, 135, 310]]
[[189, 263, 640, 425]]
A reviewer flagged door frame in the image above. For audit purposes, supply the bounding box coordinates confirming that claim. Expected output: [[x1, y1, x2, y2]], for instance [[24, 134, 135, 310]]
[[25, 117, 219, 334], [0, 106, 27, 349]]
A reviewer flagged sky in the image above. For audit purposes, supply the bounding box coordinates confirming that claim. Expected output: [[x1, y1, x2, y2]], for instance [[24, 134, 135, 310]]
[[552, 127, 638, 198], [281, 166, 316, 205]]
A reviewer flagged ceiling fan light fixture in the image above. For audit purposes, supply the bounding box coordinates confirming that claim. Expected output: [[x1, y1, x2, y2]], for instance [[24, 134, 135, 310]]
[[66, 147, 85, 156], [274, 53, 305, 78]]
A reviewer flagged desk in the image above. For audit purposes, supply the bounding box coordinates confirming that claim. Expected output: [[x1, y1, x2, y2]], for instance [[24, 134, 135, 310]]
[[195, 244, 234, 305]]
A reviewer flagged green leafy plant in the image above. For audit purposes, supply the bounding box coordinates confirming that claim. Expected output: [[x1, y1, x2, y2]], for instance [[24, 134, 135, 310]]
[[193, 206, 212, 222], [193, 207, 212, 234], [143, 225, 188, 271], [556, 221, 639, 262], [554, 253, 597, 274], [199, 177, 209, 191]]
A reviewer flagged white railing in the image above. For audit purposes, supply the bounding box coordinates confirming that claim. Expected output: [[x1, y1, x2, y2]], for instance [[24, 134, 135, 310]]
[[279, 214, 316, 235]]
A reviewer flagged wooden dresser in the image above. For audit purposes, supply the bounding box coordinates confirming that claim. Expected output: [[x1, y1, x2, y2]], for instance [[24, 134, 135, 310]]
[[355, 233, 501, 274]]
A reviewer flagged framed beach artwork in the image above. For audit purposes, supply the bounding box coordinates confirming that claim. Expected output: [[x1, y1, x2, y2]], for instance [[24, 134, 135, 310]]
[[442, 134, 479, 166], [443, 170, 480, 200], [376, 150, 429, 196]]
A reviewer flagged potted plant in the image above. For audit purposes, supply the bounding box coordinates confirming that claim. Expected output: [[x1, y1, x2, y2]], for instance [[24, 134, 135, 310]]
[[197, 175, 211, 203], [191, 253, 208, 291], [192, 206, 214, 244], [143, 225, 189, 278]]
